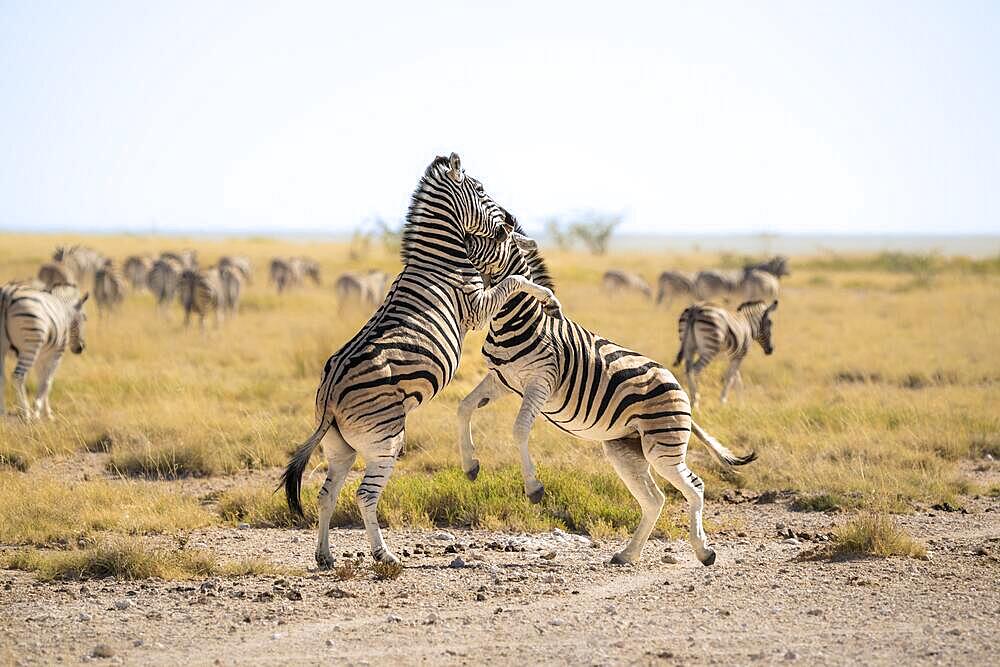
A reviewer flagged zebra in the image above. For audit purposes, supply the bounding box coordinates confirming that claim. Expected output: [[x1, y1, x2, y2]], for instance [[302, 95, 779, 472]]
[[37, 262, 76, 289], [219, 255, 253, 284], [53, 245, 104, 285], [218, 264, 244, 316], [674, 300, 779, 408], [655, 270, 696, 307], [123, 255, 153, 290], [269, 257, 319, 293], [93, 260, 127, 317], [293, 257, 322, 286], [693, 269, 742, 301], [738, 268, 780, 303], [0, 283, 89, 420], [457, 227, 756, 566], [746, 255, 790, 278], [281, 153, 563, 569], [178, 267, 223, 329], [333, 270, 389, 312], [147, 257, 183, 315], [160, 249, 198, 270], [602, 269, 653, 299]]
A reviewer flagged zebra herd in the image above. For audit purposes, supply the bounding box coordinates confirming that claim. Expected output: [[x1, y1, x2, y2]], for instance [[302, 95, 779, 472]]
[[282, 153, 763, 569]]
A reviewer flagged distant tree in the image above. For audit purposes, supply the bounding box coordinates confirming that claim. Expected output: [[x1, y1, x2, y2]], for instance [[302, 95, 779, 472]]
[[372, 217, 403, 253], [348, 228, 372, 261], [544, 218, 573, 251], [569, 212, 622, 255]]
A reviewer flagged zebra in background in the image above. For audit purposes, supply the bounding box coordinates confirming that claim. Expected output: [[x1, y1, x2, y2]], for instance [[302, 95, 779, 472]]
[[53, 245, 105, 286], [333, 270, 389, 312], [218, 264, 244, 316], [147, 257, 183, 315], [178, 267, 223, 329], [602, 269, 653, 299], [160, 249, 198, 270], [282, 153, 562, 569], [655, 270, 696, 307], [37, 262, 76, 289], [93, 260, 127, 317], [123, 255, 153, 290], [0, 283, 89, 420], [269, 256, 320, 293], [675, 300, 779, 408], [457, 226, 755, 566], [739, 268, 780, 303], [693, 268, 742, 301], [219, 255, 253, 284], [747, 255, 790, 279]]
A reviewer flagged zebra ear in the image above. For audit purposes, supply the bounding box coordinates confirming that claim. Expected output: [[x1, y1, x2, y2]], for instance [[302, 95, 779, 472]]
[[76, 292, 89, 308], [767, 300, 778, 313], [511, 233, 538, 253], [448, 153, 464, 183]]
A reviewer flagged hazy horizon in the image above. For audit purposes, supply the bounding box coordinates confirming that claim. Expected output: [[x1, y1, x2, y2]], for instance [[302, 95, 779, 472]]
[[2, 2, 998, 236]]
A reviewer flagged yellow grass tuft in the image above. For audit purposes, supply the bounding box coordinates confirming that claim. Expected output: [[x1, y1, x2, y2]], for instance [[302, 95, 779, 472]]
[[811, 512, 927, 560]]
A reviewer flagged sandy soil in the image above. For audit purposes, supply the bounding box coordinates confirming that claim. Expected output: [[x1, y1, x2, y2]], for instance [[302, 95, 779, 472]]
[[1, 476, 998, 666]]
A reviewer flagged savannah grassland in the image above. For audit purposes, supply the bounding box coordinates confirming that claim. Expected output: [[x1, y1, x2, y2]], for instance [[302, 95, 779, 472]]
[[0, 232, 998, 566]]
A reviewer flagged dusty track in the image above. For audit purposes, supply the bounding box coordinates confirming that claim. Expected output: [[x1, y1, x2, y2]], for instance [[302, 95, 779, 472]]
[[2, 487, 998, 666]]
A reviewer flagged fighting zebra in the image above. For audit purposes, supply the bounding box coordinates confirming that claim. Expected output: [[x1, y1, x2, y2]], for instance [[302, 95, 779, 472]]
[[281, 153, 562, 568], [147, 257, 183, 315], [93, 260, 127, 317], [0, 283, 89, 420], [333, 270, 389, 312], [674, 300, 779, 408], [457, 227, 756, 566], [656, 271, 696, 307], [602, 269, 653, 299], [37, 262, 76, 289], [178, 267, 223, 329], [123, 255, 153, 290]]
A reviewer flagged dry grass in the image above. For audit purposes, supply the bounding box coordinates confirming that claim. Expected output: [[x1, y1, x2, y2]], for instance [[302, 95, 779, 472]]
[[1, 233, 998, 534], [812, 513, 928, 560], [1, 537, 300, 581], [0, 472, 213, 545]]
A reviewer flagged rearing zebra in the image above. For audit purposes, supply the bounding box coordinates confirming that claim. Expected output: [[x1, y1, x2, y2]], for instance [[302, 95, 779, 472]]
[[457, 227, 756, 566], [674, 300, 779, 407], [1, 283, 89, 420], [281, 154, 562, 568]]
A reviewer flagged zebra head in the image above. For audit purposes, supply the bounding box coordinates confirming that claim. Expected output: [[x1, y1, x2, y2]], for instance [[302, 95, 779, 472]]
[[465, 230, 539, 287], [430, 153, 514, 236], [69, 292, 89, 354], [737, 300, 778, 355]]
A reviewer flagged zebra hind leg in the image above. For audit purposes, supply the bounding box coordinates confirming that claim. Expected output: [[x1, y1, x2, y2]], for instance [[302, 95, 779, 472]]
[[356, 433, 403, 564], [603, 437, 665, 565], [11, 354, 36, 421], [644, 434, 715, 566], [315, 429, 357, 569], [32, 353, 62, 420], [513, 384, 550, 503], [456, 372, 503, 481]]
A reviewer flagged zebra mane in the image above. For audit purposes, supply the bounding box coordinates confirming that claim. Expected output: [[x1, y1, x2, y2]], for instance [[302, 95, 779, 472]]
[[510, 220, 556, 292], [400, 156, 455, 265]]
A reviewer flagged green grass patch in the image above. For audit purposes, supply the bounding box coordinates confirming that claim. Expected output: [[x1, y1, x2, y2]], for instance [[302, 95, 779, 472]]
[[790, 493, 843, 512]]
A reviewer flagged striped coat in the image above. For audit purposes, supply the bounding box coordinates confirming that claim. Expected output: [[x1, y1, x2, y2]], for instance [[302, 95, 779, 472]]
[[1, 283, 89, 420]]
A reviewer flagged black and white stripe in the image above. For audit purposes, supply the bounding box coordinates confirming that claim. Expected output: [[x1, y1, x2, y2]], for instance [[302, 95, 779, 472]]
[[147, 257, 183, 315], [93, 260, 127, 317], [123, 255, 153, 290], [675, 300, 779, 407], [178, 267, 223, 329], [458, 227, 756, 566], [0, 283, 89, 420], [281, 154, 562, 568]]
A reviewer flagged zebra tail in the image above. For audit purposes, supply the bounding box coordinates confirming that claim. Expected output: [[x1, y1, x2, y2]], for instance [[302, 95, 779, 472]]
[[280, 417, 335, 518], [674, 306, 696, 367], [690, 421, 757, 466]]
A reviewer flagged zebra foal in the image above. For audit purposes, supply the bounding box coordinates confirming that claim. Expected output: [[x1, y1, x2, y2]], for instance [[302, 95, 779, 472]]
[[1, 283, 89, 420], [458, 227, 755, 566], [675, 300, 779, 407], [281, 154, 562, 568]]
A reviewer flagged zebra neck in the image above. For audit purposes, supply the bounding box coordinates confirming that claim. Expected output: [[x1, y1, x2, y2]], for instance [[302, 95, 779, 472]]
[[400, 212, 482, 286], [740, 306, 763, 338], [490, 262, 545, 330]]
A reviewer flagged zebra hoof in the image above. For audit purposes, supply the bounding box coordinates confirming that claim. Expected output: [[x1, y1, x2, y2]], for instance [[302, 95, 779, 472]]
[[526, 485, 545, 504], [465, 460, 480, 482], [609, 552, 635, 565], [699, 549, 717, 566], [315, 553, 335, 570], [374, 550, 401, 566]]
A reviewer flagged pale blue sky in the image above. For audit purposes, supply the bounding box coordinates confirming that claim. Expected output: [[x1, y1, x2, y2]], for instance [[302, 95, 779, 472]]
[[1, 1, 997, 235]]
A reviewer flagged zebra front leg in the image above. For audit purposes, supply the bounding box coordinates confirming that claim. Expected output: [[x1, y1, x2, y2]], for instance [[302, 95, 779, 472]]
[[604, 437, 665, 565], [315, 429, 357, 569], [456, 372, 503, 481], [514, 383, 550, 504], [356, 433, 403, 564], [32, 352, 62, 421]]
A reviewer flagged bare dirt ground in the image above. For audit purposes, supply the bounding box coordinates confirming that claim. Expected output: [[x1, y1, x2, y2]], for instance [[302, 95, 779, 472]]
[[1, 472, 998, 666]]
